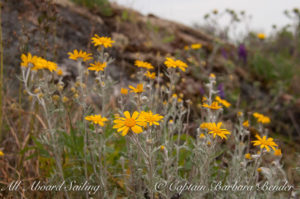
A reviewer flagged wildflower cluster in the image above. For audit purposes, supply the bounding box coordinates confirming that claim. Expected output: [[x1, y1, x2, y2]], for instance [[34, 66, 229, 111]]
[[18, 33, 289, 199]]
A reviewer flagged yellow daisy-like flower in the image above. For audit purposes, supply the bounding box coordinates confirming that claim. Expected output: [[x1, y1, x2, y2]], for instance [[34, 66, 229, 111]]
[[200, 122, 211, 129], [113, 111, 147, 136], [252, 134, 278, 152], [91, 34, 115, 48], [46, 61, 58, 72], [257, 33, 266, 40], [21, 53, 37, 68], [68, 49, 93, 62], [85, 114, 108, 127], [202, 96, 207, 102], [31, 57, 47, 71], [206, 122, 231, 140], [274, 148, 282, 156], [88, 61, 107, 72], [160, 145, 165, 150], [121, 88, 128, 95], [244, 153, 252, 160], [164, 57, 188, 72], [144, 71, 156, 79], [243, 120, 249, 127], [190, 43, 202, 50], [253, 112, 271, 124], [199, 133, 205, 139], [202, 101, 222, 110], [215, 96, 231, 108], [129, 84, 144, 93], [134, 60, 154, 70], [184, 45, 189, 50], [0, 150, 4, 156], [140, 111, 164, 126]]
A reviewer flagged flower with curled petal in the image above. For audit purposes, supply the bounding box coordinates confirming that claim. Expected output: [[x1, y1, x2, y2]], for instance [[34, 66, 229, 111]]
[[164, 57, 188, 72], [88, 61, 107, 72], [253, 112, 270, 124], [252, 134, 278, 152], [144, 71, 156, 79], [85, 114, 108, 126], [68, 49, 92, 62], [202, 101, 222, 110], [91, 34, 115, 48], [140, 111, 163, 126], [135, 60, 154, 70], [21, 53, 37, 68], [129, 84, 144, 93], [206, 122, 231, 140]]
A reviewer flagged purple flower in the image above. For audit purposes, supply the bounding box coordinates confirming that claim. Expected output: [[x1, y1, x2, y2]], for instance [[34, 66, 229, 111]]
[[217, 83, 225, 99], [221, 48, 228, 59], [199, 87, 205, 95], [238, 44, 247, 64]]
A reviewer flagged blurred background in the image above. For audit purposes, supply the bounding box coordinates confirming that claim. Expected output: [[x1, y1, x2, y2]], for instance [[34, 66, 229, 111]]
[[112, 0, 300, 40]]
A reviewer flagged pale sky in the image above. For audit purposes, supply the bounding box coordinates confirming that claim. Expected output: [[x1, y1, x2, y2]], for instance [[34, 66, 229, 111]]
[[112, 0, 299, 38]]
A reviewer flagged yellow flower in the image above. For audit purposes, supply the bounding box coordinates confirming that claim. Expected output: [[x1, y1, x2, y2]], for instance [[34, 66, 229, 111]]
[[46, 61, 58, 72], [215, 96, 231, 108], [209, 73, 216, 78], [129, 84, 144, 93], [202, 101, 222, 110], [91, 34, 115, 48], [237, 111, 243, 116], [31, 57, 47, 71], [134, 60, 154, 70], [121, 88, 128, 95], [113, 111, 147, 136], [85, 114, 108, 126], [252, 134, 278, 152], [88, 61, 107, 72], [274, 148, 282, 156], [140, 111, 164, 126], [190, 43, 202, 50], [62, 96, 69, 103], [144, 71, 156, 79], [164, 57, 188, 72], [253, 112, 270, 124], [243, 120, 249, 127], [160, 145, 165, 150], [199, 133, 205, 139], [52, 94, 60, 102], [184, 45, 189, 50], [200, 122, 211, 129], [257, 168, 262, 172], [245, 153, 252, 160], [0, 150, 4, 156], [206, 122, 231, 140], [21, 53, 37, 68], [257, 33, 266, 40], [57, 69, 63, 76], [68, 49, 92, 62], [172, 94, 177, 98], [168, 120, 174, 124], [202, 96, 207, 102]]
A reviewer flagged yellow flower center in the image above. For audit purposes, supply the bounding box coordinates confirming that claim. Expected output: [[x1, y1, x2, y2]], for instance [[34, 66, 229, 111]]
[[125, 118, 136, 127]]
